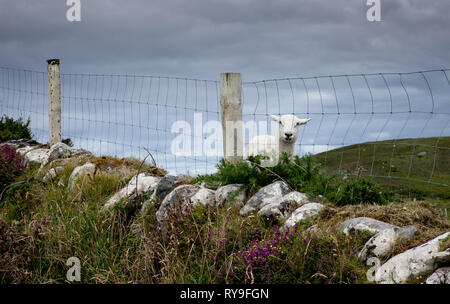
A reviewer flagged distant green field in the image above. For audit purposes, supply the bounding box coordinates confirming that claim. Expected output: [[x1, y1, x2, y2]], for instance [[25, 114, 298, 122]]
[[315, 137, 450, 200]]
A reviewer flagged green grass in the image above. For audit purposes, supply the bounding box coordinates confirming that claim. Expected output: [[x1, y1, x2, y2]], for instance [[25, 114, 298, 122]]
[[195, 154, 388, 207], [1, 162, 448, 284], [315, 137, 450, 201], [0, 167, 374, 284], [0, 136, 449, 284]]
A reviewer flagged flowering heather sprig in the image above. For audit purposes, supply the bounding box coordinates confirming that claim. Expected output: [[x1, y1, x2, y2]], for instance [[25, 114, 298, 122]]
[[239, 227, 295, 270], [0, 142, 25, 188], [213, 226, 237, 260]]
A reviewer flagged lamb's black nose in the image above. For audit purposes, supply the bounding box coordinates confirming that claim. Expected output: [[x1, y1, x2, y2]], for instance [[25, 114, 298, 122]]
[[285, 132, 293, 138]]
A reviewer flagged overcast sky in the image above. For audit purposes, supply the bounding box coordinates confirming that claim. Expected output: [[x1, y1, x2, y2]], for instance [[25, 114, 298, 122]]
[[1, 0, 450, 80], [1, 0, 449, 175]]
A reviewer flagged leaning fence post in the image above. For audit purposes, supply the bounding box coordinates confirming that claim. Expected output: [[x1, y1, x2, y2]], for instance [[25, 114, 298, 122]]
[[47, 59, 61, 146], [220, 73, 243, 164]]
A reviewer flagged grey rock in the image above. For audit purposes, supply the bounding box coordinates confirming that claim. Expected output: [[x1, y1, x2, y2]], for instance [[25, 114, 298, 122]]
[[283, 203, 325, 228], [186, 187, 216, 208], [258, 191, 309, 219], [358, 226, 417, 261], [47, 142, 73, 163], [68, 162, 96, 191], [0, 139, 40, 150], [215, 184, 246, 207], [282, 191, 309, 205], [258, 203, 285, 218], [46, 143, 88, 165], [16, 146, 35, 156], [338, 217, 398, 235], [240, 181, 291, 216], [23, 142, 89, 167], [43, 166, 65, 183], [156, 184, 201, 222], [141, 173, 189, 213], [426, 267, 450, 284], [152, 173, 189, 202], [103, 173, 160, 210], [24, 148, 50, 166], [375, 232, 450, 284]]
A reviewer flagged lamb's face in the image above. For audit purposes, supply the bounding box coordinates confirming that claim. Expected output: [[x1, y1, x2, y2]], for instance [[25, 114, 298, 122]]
[[271, 114, 311, 143]]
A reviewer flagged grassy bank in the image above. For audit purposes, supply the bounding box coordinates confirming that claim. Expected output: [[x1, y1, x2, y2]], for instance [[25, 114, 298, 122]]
[[1, 154, 449, 284], [314, 137, 450, 200]]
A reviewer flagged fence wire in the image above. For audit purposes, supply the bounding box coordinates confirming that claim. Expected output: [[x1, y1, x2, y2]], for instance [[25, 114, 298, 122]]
[[0, 68, 222, 176], [242, 69, 450, 198], [0, 66, 449, 198], [0, 67, 49, 142]]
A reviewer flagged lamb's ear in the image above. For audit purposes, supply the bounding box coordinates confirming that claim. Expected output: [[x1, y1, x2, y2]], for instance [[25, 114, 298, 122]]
[[271, 115, 280, 122], [297, 118, 311, 125]]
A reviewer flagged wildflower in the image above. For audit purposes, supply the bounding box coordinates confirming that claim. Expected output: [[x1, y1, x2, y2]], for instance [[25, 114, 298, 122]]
[[0, 143, 25, 191]]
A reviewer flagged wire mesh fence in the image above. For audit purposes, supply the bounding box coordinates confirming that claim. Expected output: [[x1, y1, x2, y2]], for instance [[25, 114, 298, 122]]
[[0, 67, 49, 142], [242, 69, 450, 198], [0, 67, 223, 175], [59, 73, 222, 175], [0, 65, 449, 197]]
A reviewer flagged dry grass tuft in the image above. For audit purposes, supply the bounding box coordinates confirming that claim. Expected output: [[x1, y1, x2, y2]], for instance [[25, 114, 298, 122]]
[[319, 200, 449, 232], [318, 200, 449, 260], [0, 216, 50, 283]]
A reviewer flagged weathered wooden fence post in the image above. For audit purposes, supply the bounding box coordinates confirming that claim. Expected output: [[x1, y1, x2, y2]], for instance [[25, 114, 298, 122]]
[[220, 73, 243, 164], [47, 59, 61, 146]]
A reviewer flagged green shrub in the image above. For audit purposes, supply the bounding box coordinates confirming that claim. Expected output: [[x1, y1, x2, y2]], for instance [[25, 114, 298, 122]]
[[0, 116, 32, 141], [196, 154, 322, 193], [327, 176, 388, 206], [62, 138, 73, 147], [197, 155, 274, 193], [196, 153, 388, 206]]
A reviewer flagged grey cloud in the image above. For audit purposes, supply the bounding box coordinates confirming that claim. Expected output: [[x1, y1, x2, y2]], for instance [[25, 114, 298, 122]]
[[1, 0, 449, 79]]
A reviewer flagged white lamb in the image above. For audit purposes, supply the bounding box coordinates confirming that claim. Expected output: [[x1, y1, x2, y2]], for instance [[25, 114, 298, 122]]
[[245, 114, 311, 166]]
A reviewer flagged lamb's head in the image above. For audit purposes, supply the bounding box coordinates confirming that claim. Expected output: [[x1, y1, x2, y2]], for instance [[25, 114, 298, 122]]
[[271, 114, 311, 143]]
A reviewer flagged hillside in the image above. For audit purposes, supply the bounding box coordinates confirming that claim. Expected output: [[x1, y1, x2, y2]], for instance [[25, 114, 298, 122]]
[[315, 137, 450, 200]]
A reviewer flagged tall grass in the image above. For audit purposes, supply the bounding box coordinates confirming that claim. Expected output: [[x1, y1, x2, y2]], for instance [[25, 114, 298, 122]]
[[0, 155, 448, 284], [0, 163, 372, 283]]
